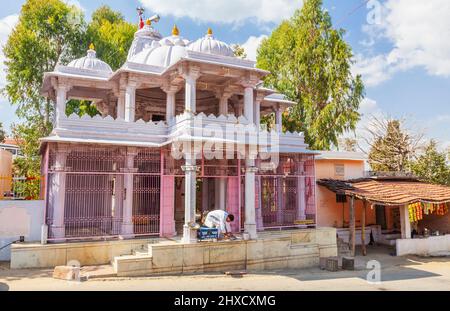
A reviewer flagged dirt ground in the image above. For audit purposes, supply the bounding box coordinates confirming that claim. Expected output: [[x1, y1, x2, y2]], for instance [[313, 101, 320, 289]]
[[1, 245, 450, 291]]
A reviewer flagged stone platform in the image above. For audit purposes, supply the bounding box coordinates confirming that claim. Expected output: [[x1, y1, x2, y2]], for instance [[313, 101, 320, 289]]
[[9, 228, 337, 274], [113, 228, 337, 277], [10, 237, 161, 269]]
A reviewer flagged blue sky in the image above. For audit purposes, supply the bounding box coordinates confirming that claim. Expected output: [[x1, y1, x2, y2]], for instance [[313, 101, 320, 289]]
[[1, 0, 449, 150]]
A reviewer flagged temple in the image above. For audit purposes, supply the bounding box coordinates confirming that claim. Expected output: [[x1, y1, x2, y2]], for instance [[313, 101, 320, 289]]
[[39, 16, 317, 245]]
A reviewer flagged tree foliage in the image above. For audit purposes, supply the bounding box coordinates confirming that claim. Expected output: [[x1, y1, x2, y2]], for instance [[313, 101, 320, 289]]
[[84, 5, 136, 70], [339, 137, 357, 152], [66, 99, 100, 117], [2, 0, 85, 123], [409, 140, 450, 186], [257, 0, 364, 150], [3, 2, 135, 183], [232, 44, 247, 59], [365, 117, 423, 172], [0, 122, 5, 143]]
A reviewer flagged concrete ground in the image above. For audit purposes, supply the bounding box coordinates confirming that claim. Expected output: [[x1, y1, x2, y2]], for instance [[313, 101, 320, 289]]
[[1, 245, 450, 291]]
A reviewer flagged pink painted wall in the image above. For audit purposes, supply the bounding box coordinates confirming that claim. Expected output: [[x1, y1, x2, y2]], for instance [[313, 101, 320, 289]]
[[227, 177, 240, 233], [0, 149, 13, 199], [160, 176, 176, 237]]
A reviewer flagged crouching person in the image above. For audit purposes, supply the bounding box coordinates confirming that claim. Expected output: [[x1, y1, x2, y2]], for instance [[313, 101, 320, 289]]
[[203, 210, 235, 240]]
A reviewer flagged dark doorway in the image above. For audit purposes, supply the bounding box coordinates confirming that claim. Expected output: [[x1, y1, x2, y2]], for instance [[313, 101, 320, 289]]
[[375, 205, 387, 230]]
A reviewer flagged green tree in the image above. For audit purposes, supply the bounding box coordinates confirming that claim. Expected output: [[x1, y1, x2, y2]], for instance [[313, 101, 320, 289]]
[[66, 99, 100, 117], [339, 137, 357, 152], [0, 122, 5, 143], [257, 0, 364, 150], [2, 0, 85, 124], [84, 5, 136, 70], [11, 118, 50, 199], [365, 117, 423, 172], [232, 44, 247, 59], [409, 140, 450, 186]]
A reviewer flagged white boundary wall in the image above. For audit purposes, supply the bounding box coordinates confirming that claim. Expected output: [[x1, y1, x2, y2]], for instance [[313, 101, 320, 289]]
[[396, 235, 450, 256], [0, 200, 45, 261]]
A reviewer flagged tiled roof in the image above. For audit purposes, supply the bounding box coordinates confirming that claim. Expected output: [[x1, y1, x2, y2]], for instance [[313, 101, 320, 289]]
[[317, 178, 450, 206]]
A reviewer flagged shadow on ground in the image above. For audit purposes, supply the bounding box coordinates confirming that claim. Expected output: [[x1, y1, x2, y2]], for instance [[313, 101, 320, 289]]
[[0, 261, 53, 282], [277, 245, 442, 283]]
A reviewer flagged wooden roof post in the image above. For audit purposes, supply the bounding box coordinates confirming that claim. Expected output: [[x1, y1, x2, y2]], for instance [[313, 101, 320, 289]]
[[361, 200, 367, 256], [349, 196, 356, 257]]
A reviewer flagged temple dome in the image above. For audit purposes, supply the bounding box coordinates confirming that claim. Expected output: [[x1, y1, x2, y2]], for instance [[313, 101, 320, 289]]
[[188, 28, 234, 58], [129, 25, 188, 68], [127, 19, 163, 61], [67, 45, 113, 74]]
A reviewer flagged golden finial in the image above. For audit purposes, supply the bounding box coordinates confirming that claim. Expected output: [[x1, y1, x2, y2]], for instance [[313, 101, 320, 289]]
[[89, 43, 95, 51], [207, 28, 213, 36], [172, 24, 179, 36], [146, 19, 151, 26]]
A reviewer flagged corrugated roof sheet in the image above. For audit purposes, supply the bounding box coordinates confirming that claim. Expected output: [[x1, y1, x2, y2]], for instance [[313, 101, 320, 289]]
[[317, 178, 450, 206]]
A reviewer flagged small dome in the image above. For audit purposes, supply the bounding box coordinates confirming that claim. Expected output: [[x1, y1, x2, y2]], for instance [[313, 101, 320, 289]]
[[127, 21, 163, 61], [129, 25, 188, 68], [67, 46, 113, 73], [188, 29, 234, 57]]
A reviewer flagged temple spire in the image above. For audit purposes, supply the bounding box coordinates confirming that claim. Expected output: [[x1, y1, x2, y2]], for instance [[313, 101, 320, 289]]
[[172, 25, 180, 36]]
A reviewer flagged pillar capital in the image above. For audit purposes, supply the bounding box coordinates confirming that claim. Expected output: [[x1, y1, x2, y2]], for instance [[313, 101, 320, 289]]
[[181, 165, 199, 172], [255, 92, 265, 104], [245, 166, 259, 174], [181, 65, 201, 81], [239, 74, 259, 89], [162, 83, 181, 94]]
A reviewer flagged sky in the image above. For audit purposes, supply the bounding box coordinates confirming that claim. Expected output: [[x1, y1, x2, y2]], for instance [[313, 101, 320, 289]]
[[0, 0, 449, 151]]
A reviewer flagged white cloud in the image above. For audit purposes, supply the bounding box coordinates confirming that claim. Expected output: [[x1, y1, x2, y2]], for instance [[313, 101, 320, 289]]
[[64, 0, 84, 12], [139, 0, 303, 24], [355, 0, 450, 87], [0, 14, 19, 92], [240, 35, 268, 61]]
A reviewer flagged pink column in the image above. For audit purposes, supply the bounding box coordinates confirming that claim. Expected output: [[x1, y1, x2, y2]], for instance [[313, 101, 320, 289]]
[[255, 176, 264, 230], [160, 176, 176, 237], [227, 177, 240, 233]]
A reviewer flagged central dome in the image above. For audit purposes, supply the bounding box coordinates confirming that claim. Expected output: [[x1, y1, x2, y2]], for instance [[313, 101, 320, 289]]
[[130, 25, 188, 68], [127, 19, 163, 61], [66, 44, 113, 74], [188, 29, 234, 58]]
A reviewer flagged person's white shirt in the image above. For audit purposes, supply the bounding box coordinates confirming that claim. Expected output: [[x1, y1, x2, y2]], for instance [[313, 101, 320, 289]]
[[203, 210, 231, 235]]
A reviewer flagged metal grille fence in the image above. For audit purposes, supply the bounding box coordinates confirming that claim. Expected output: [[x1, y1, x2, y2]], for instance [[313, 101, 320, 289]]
[[46, 144, 161, 241], [257, 153, 316, 229]]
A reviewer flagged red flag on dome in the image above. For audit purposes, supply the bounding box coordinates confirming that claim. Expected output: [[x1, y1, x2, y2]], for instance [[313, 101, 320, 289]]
[[137, 6, 145, 29]]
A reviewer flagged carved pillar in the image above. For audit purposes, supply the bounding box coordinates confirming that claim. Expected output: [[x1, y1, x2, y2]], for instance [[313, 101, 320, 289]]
[[55, 84, 70, 128], [254, 94, 263, 128], [183, 67, 200, 114], [117, 89, 125, 119], [125, 84, 137, 122], [218, 91, 232, 116], [275, 105, 283, 133], [121, 147, 138, 238], [245, 160, 258, 239], [297, 159, 307, 221], [243, 87, 254, 123], [182, 157, 198, 243], [50, 144, 69, 240], [162, 85, 179, 123]]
